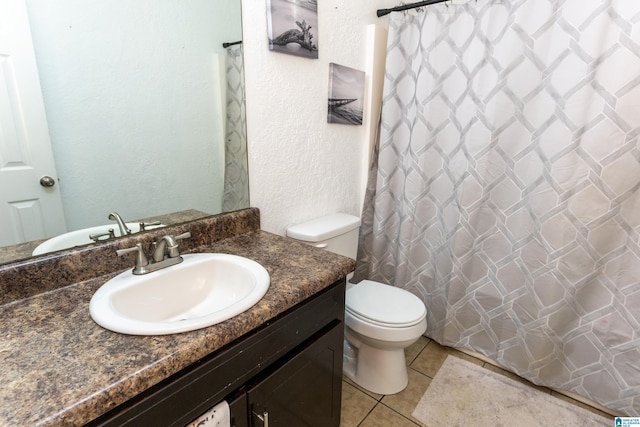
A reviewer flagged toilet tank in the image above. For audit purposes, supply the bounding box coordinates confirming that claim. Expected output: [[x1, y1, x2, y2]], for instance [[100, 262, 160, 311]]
[[286, 213, 361, 259]]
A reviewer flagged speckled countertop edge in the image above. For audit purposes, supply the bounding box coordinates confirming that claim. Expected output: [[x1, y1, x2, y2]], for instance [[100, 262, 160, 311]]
[[0, 210, 356, 426]]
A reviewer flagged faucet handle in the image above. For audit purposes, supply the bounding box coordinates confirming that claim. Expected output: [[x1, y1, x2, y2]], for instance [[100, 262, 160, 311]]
[[89, 228, 116, 242], [139, 221, 161, 231], [166, 232, 191, 258], [150, 232, 192, 262], [116, 243, 149, 272], [175, 232, 191, 241]]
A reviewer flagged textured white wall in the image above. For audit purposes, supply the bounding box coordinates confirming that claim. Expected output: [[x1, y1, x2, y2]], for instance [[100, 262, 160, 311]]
[[242, 0, 397, 235]]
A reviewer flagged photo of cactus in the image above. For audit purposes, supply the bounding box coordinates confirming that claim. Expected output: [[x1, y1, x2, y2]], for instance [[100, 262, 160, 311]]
[[266, 0, 318, 59]]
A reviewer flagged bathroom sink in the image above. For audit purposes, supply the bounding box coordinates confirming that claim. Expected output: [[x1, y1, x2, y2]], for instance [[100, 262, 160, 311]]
[[89, 253, 270, 335], [32, 223, 164, 255]]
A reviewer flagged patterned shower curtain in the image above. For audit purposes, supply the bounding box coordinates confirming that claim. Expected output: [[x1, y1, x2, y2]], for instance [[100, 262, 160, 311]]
[[355, 0, 640, 415], [222, 44, 250, 211]]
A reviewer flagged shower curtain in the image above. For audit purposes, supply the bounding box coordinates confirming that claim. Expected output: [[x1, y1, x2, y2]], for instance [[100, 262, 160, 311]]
[[222, 44, 250, 211], [355, 0, 640, 415]]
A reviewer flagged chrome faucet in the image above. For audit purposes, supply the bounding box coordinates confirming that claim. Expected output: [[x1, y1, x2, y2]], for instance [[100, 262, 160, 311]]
[[108, 212, 132, 236], [117, 232, 191, 275], [152, 234, 181, 262]]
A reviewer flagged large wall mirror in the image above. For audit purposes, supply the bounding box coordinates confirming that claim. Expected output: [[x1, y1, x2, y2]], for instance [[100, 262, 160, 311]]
[[0, 0, 248, 265]]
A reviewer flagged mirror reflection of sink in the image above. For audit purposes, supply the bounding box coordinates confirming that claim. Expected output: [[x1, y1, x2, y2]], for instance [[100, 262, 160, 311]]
[[32, 223, 164, 255], [89, 253, 270, 335]]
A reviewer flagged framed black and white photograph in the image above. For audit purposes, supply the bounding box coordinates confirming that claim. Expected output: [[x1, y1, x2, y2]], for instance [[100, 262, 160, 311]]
[[328, 63, 365, 125], [266, 0, 318, 59]]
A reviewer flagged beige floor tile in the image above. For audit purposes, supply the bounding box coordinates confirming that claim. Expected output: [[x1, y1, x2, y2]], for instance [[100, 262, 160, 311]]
[[410, 341, 482, 377], [360, 403, 421, 427], [381, 368, 431, 426], [405, 336, 430, 365], [340, 380, 378, 427], [410, 341, 448, 377], [343, 375, 383, 401]]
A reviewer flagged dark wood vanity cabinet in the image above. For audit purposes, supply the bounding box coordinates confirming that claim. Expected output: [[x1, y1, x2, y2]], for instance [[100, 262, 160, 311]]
[[245, 323, 343, 426], [88, 279, 345, 427]]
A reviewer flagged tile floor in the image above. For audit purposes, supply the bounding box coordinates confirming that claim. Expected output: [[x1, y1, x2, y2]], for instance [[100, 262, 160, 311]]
[[340, 337, 614, 426]]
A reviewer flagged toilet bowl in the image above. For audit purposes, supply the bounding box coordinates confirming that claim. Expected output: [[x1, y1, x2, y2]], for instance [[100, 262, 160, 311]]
[[286, 214, 428, 395], [343, 280, 426, 394]]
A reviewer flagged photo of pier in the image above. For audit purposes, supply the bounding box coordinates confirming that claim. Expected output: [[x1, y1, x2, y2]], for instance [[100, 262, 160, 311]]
[[328, 63, 365, 125]]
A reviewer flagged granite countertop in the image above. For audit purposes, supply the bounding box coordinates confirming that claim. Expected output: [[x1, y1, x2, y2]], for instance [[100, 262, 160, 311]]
[[0, 211, 355, 426]]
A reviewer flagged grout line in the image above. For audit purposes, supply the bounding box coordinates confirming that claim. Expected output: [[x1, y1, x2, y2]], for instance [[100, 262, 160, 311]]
[[408, 365, 435, 381], [356, 404, 378, 427], [378, 401, 422, 426]]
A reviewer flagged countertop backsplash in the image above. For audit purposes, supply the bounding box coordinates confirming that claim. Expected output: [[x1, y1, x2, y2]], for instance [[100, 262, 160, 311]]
[[0, 208, 261, 305]]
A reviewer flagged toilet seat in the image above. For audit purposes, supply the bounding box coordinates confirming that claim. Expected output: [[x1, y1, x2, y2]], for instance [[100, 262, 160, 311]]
[[346, 280, 426, 328]]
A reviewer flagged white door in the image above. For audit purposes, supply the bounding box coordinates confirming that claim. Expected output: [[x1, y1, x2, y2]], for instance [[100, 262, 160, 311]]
[[0, 0, 66, 246]]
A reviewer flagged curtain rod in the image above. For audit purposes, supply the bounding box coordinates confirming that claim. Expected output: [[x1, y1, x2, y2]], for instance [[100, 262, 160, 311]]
[[377, 0, 449, 17], [222, 40, 242, 48]]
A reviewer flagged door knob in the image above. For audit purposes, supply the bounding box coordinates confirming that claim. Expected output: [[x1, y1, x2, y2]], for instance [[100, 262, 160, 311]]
[[40, 176, 56, 187]]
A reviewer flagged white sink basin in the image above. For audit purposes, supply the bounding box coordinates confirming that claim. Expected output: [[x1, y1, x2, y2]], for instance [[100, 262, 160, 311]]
[[89, 253, 270, 335], [32, 223, 164, 255]]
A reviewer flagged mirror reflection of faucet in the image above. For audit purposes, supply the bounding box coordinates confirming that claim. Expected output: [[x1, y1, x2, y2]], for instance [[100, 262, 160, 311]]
[[32, 214, 166, 256], [89, 229, 116, 242], [108, 212, 132, 236], [93, 213, 164, 242], [140, 221, 162, 231]]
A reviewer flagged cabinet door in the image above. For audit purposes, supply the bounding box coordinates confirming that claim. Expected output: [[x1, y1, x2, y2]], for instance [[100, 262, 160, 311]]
[[247, 323, 343, 427], [228, 391, 249, 427]]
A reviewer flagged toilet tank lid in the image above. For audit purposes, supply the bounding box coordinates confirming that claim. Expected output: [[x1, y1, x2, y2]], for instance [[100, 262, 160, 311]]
[[286, 213, 361, 242]]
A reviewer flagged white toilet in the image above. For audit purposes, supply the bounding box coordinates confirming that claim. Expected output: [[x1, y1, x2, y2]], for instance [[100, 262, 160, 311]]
[[286, 213, 427, 395]]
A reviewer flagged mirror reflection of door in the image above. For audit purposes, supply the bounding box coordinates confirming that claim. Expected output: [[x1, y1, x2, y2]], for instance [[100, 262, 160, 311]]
[[0, 0, 66, 246]]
